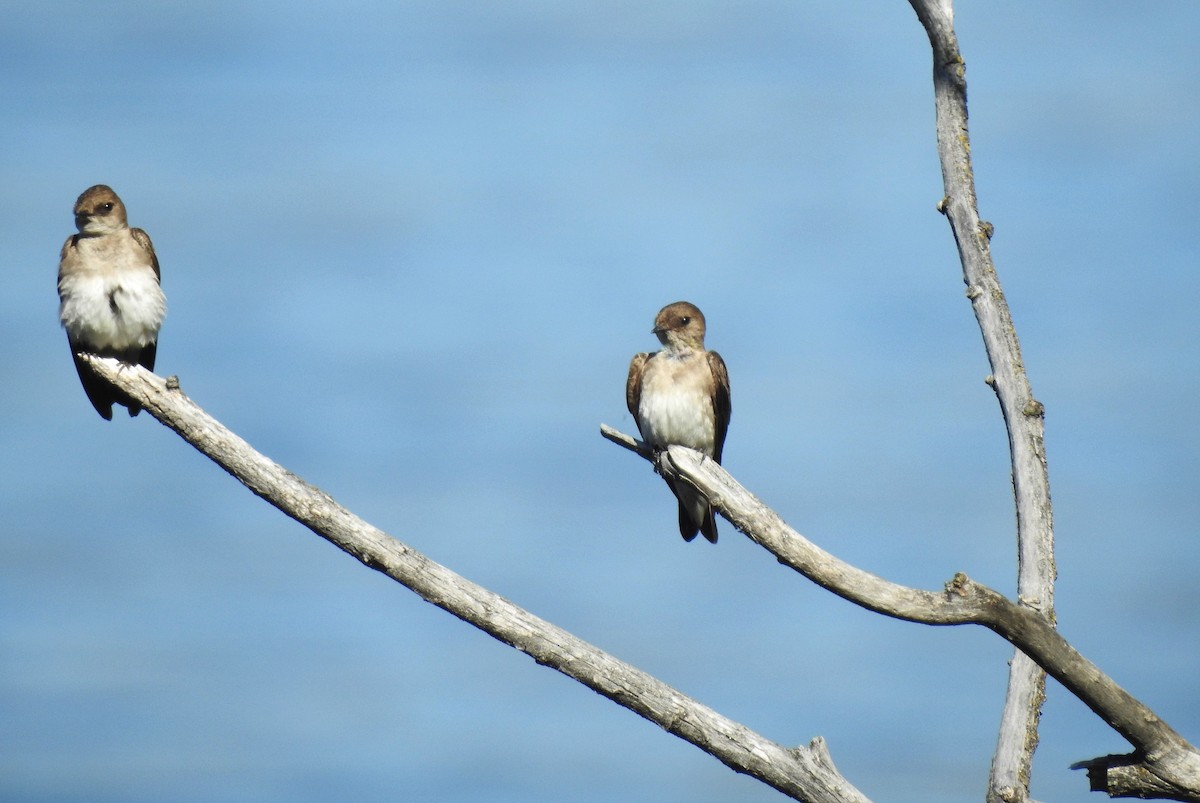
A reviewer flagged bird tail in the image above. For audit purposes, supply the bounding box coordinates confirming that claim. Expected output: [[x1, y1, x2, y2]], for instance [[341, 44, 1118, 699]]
[[671, 479, 717, 544]]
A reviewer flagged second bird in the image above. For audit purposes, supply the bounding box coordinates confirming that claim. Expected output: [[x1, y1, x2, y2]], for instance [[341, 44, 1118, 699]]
[[57, 184, 166, 420], [626, 301, 731, 543]]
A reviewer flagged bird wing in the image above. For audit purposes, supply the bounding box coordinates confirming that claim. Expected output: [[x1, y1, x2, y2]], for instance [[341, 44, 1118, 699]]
[[707, 350, 731, 463], [130, 228, 161, 282], [626, 352, 650, 421]]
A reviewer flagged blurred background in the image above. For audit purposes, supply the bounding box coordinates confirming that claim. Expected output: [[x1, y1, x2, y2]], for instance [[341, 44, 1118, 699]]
[[3, 3, 1198, 801]]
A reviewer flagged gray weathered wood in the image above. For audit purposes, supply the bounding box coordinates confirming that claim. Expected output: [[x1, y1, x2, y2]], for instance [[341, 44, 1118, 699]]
[[906, 1, 1055, 799], [80, 355, 869, 803], [602, 423, 1200, 800]]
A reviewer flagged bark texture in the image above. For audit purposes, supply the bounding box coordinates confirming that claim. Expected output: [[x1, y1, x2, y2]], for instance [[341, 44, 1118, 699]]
[[906, 1, 1055, 799], [81, 355, 869, 803], [602, 423, 1200, 800]]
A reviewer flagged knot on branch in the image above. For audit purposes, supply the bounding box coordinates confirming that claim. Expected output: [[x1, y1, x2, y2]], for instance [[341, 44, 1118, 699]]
[[992, 784, 1020, 803], [798, 736, 841, 775], [944, 572, 970, 597]]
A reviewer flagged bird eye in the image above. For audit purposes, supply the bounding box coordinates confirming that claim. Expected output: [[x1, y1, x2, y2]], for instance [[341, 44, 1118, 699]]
[[680, 316, 690, 325], [99, 203, 113, 213]]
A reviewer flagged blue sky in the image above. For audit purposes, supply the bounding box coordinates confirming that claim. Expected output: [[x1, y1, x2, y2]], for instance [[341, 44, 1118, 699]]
[[3, 3, 1199, 801]]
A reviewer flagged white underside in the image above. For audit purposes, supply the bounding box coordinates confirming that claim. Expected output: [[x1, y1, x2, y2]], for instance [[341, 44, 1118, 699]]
[[636, 355, 716, 456], [59, 270, 165, 350]]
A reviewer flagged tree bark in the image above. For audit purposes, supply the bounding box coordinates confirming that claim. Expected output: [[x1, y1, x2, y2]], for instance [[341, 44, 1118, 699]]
[[80, 356, 869, 803], [80, 354, 1200, 801], [601, 424, 1200, 800], [906, 2, 1055, 800]]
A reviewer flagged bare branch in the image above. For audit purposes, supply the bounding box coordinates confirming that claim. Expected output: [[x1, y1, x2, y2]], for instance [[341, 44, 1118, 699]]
[[600, 424, 652, 457], [906, 1, 1055, 799], [81, 355, 869, 803], [1072, 755, 1200, 803], [602, 425, 1200, 799]]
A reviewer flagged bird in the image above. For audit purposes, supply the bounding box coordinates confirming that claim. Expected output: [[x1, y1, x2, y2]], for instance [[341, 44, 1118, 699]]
[[57, 184, 166, 420], [626, 301, 731, 543]]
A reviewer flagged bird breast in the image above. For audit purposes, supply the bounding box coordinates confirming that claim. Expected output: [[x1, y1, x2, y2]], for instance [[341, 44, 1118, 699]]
[[59, 234, 165, 351], [59, 270, 165, 350], [636, 353, 716, 455]]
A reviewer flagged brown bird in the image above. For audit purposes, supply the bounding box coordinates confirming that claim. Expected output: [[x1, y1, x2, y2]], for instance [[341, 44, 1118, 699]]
[[626, 301, 731, 542], [57, 185, 166, 419]]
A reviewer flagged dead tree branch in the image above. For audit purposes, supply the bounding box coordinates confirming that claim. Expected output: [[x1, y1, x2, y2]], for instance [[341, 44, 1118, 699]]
[[906, 1, 1055, 800], [81, 354, 869, 803], [602, 424, 1200, 801]]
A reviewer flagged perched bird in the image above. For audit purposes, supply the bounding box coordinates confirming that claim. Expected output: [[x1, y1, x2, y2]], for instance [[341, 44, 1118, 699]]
[[626, 301, 731, 543], [57, 185, 166, 419]]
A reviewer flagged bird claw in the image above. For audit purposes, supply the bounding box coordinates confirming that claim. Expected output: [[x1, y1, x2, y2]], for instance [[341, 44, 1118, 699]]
[[651, 447, 669, 477]]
